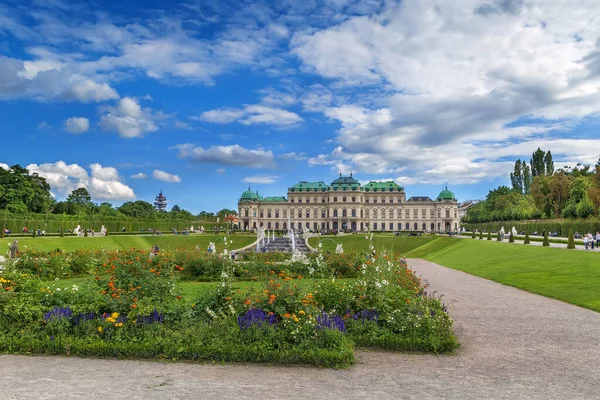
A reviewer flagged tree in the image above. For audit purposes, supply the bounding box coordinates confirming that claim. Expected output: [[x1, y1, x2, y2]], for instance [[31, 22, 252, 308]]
[[171, 205, 181, 212], [542, 230, 550, 246], [497, 231, 502, 241], [530, 147, 546, 177], [509, 231, 514, 242], [0, 164, 53, 213], [547, 171, 572, 218], [510, 160, 523, 193], [67, 188, 92, 213], [487, 230, 492, 240], [544, 151, 554, 176], [576, 193, 594, 218], [117, 201, 155, 218], [523, 163, 532, 194], [479, 229, 483, 239], [524, 231, 530, 244], [531, 176, 552, 218], [472, 230, 476, 239], [567, 229, 575, 249]]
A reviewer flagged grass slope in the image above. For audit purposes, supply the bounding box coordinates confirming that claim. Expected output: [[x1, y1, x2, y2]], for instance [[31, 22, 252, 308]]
[[425, 240, 600, 312], [308, 235, 440, 255], [8, 235, 256, 252]]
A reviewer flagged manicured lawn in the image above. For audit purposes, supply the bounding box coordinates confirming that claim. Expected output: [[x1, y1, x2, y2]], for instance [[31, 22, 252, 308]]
[[6, 234, 256, 252], [424, 239, 600, 312], [308, 235, 441, 255]]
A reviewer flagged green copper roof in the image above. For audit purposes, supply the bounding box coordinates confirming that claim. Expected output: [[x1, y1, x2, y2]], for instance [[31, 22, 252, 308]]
[[240, 188, 263, 201], [363, 181, 403, 192], [436, 186, 456, 201], [330, 175, 361, 190], [289, 181, 328, 192], [261, 196, 287, 202]]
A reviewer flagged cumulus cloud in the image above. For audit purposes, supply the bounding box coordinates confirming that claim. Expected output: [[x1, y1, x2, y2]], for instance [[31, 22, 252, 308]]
[[174, 120, 193, 130], [242, 174, 278, 184], [99, 97, 160, 138], [130, 172, 147, 179], [198, 105, 303, 127], [152, 169, 181, 183], [25, 161, 135, 200], [63, 117, 89, 134], [0, 163, 10, 170], [279, 152, 307, 160], [290, 0, 600, 184], [174, 144, 275, 168]]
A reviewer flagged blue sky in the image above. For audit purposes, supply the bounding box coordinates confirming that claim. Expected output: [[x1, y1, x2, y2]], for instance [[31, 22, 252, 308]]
[[2, 0, 600, 213]]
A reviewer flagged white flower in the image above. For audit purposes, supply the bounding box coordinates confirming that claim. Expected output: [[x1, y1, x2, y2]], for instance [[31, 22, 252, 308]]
[[382, 280, 389, 286], [55, 288, 61, 291], [54, 278, 59, 281], [221, 271, 228, 278]]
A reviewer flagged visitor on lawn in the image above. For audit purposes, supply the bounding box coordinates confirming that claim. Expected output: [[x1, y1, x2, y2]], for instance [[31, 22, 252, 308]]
[[589, 233, 595, 249], [9, 240, 19, 259], [583, 235, 589, 250], [596, 232, 600, 247]]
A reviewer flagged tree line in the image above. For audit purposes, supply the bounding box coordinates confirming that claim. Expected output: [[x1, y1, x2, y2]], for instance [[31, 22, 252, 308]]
[[0, 164, 237, 221], [464, 148, 600, 223]]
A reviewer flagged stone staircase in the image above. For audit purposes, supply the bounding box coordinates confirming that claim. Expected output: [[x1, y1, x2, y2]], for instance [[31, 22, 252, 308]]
[[262, 235, 310, 253]]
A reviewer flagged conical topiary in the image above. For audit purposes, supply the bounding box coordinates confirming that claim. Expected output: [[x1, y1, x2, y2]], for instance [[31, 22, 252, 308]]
[[567, 229, 575, 249], [497, 231, 502, 241], [60, 227, 64, 237], [524, 231, 530, 244], [472, 230, 476, 239], [487, 230, 492, 240], [479, 229, 483, 239], [84, 228, 88, 237], [542, 230, 550, 246], [33, 229, 37, 238], [509, 231, 514, 243]]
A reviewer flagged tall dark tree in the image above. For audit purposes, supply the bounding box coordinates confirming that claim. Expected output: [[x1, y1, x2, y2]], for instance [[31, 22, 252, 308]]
[[544, 151, 554, 176], [530, 147, 546, 177], [0, 164, 53, 213], [66, 187, 92, 213], [510, 160, 523, 193], [522, 163, 532, 194]]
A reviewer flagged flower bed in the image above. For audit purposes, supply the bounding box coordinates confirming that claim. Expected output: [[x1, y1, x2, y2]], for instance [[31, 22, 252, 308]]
[[0, 236, 457, 367]]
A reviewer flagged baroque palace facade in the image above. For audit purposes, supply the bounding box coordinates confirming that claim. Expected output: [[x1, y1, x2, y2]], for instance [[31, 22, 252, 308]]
[[238, 175, 460, 233]]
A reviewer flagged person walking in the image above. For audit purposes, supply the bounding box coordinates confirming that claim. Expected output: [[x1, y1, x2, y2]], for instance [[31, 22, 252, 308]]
[[9, 240, 19, 259], [583, 234, 589, 250], [589, 233, 595, 250], [596, 232, 600, 248]]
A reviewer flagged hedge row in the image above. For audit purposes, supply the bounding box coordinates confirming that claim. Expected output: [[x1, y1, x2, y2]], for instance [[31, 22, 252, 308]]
[[462, 219, 600, 237]]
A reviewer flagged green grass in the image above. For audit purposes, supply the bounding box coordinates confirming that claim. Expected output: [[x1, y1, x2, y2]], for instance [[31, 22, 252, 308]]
[[8, 234, 256, 252], [308, 235, 440, 255], [423, 239, 600, 312]]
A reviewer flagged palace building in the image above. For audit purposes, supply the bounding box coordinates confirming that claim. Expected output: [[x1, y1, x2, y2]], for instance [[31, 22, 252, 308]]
[[237, 175, 460, 233]]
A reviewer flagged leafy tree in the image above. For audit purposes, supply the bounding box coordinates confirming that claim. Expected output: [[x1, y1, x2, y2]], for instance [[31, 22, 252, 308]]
[[52, 201, 70, 215], [576, 193, 594, 218], [530, 147, 546, 177], [471, 230, 476, 239], [67, 188, 92, 213], [479, 229, 483, 239], [523, 162, 532, 194], [171, 205, 181, 212], [0, 164, 53, 213], [497, 231, 501, 241], [567, 229, 575, 249], [487, 230, 492, 240], [531, 176, 552, 217], [547, 171, 572, 218], [118, 201, 155, 218], [544, 151, 554, 176], [524, 231, 530, 244], [562, 200, 577, 219], [570, 176, 591, 203], [542, 230, 549, 246], [510, 160, 523, 193]]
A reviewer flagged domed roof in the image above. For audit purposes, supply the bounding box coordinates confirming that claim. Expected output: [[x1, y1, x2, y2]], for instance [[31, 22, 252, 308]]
[[240, 187, 259, 201], [436, 186, 456, 201], [330, 173, 361, 190]]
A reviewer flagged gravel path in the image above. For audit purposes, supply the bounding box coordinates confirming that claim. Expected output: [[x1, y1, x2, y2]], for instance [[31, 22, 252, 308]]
[[2, 259, 600, 400]]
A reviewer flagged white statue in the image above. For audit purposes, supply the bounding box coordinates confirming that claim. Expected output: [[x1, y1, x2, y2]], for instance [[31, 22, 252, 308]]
[[500, 226, 505, 239], [100, 225, 107, 236], [511, 226, 518, 236], [190, 225, 194, 233], [74, 225, 82, 236], [335, 243, 344, 254], [208, 242, 215, 253], [200, 226, 205, 234]]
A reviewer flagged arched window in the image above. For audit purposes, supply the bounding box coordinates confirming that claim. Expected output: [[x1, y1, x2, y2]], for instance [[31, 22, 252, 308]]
[[445, 209, 450, 218], [306, 210, 310, 218], [268, 222, 272, 229], [342, 209, 347, 217], [413, 222, 418, 230], [352, 197, 356, 202], [333, 209, 338, 217], [333, 197, 338, 202], [343, 197, 347, 202], [351, 209, 356, 217], [275, 222, 279, 229], [405, 222, 409, 230], [422, 223, 426, 231]]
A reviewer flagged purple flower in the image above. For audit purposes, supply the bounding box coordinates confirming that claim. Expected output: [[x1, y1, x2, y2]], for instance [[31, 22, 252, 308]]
[[238, 308, 276, 330], [316, 312, 346, 333], [44, 306, 73, 322]]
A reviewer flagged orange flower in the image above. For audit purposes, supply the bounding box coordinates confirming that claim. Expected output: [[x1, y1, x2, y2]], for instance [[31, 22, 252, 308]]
[[149, 269, 156, 273], [177, 295, 182, 300], [243, 299, 251, 305], [269, 294, 276, 301], [405, 299, 411, 304], [132, 304, 137, 309], [284, 313, 291, 319]]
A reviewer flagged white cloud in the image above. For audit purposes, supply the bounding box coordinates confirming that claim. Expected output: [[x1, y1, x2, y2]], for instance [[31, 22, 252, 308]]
[[37, 121, 52, 130], [131, 172, 148, 179], [99, 97, 160, 138], [152, 169, 181, 183], [198, 104, 303, 127], [279, 152, 307, 160], [25, 161, 135, 200], [0, 163, 9, 170], [63, 117, 89, 134], [216, 168, 226, 175], [174, 144, 275, 168], [242, 174, 278, 184], [174, 120, 193, 130]]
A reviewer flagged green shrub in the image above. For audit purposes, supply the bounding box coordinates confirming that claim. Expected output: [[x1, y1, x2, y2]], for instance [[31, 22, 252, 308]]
[[524, 231, 530, 244], [60, 227, 64, 237], [543, 230, 550, 246], [509, 231, 514, 243], [84, 228, 88, 237], [497, 231, 501, 241], [487, 231, 491, 240], [479, 230, 483, 240], [567, 229, 575, 249], [471, 231, 476, 239]]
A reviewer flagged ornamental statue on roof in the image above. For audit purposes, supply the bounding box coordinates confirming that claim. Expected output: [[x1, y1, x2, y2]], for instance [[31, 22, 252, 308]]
[[154, 190, 167, 212]]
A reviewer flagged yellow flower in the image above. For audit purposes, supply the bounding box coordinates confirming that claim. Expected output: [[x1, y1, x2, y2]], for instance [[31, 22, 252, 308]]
[[111, 312, 119, 319], [298, 310, 305, 315], [293, 317, 299, 323], [115, 322, 123, 327], [97, 326, 103, 333], [106, 317, 115, 323]]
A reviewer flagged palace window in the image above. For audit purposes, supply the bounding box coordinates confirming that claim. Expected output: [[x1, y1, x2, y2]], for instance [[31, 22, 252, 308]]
[[260, 211, 264, 218], [414, 222, 418, 230], [306, 210, 310, 218], [321, 209, 326, 218], [306, 198, 310, 203], [268, 222, 271, 229], [267, 209, 271, 218], [352, 197, 356, 202], [405, 210, 410, 219], [446, 209, 450, 218], [333, 197, 338, 202], [283, 210, 287, 218], [438, 210, 441, 218], [374, 223, 378, 230], [438, 223, 441, 231], [253, 209, 257, 217], [421, 209, 426, 219], [290, 210, 295, 218], [381, 198, 385, 203], [405, 222, 410, 230], [430, 210, 434, 218], [397, 197, 401, 203], [322, 197, 326, 203], [342, 209, 347, 217], [365, 209, 370, 218], [422, 223, 426, 231], [389, 223, 393, 230], [374, 210, 379, 219], [351, 209, 356, 217], [299, 198, 302, 203], [366, 198, 370, 203], [298, 210, 303, 218], [454, 209, 458, 218], [374, 198, 378, 203], [413, 210, 418, 219], [343, 197, 347, 202], [333, 209, 338, 217], [275, 210, 279, 218], [306, 222, 310, 229], [291, 198, 294, 203], [245, 209, 249, 217]]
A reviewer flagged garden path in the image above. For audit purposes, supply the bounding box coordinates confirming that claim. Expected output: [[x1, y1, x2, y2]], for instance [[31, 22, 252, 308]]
[[2, 259, 600, 399]]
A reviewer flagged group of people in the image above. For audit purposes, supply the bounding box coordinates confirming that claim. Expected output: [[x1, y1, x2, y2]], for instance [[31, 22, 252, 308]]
[[582, 232, 600, 250]]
